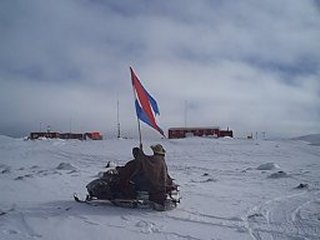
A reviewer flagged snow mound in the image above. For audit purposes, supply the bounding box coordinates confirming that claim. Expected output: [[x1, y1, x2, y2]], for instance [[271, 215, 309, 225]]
[[267, 170, 288, 179], [222, 136, 233, 140], [56, 162, 76, 170], [0, 135, 14, 143], [0, 164, 11, 174], [257, 162, 280, 170]]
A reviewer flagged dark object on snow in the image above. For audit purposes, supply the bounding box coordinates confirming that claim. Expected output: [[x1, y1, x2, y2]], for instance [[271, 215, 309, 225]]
[[105, 161, 111, 168], [30, 132, 60, 140], [84, 132, 103, 140], [267, 170, 288, 179], [295, 183, 309, 189]]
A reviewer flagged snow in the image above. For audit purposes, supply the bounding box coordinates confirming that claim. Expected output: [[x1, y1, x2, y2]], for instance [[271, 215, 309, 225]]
[[256, 162, 280, 170], [0, 135, 320, 240]]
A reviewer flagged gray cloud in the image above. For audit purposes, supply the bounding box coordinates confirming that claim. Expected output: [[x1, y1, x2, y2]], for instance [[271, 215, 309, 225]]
[[0, 0, 319, 138]]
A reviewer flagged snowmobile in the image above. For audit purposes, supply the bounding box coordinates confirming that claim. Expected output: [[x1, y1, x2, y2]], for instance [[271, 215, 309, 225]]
[[74, 166, 180, 211]]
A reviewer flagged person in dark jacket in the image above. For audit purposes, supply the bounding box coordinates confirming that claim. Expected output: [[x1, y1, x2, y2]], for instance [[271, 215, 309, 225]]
[[145, 144, 171, 205], [117, 144, 173, 206], [116, 147, 143, 198]]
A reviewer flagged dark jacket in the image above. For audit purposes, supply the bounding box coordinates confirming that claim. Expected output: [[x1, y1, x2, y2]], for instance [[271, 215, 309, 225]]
[[141, 153, 168, 204], [118, 149, 172, 205]]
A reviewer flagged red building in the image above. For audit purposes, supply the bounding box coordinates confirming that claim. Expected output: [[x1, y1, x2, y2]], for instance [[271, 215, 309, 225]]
[[168, 127, 233, 139], [84, 132, 103, 140], [30, 132, 60, 140], [30, 131, 103, 140]]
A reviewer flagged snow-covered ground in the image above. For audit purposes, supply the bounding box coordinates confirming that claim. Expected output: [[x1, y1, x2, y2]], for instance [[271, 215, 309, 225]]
[[0, 135, 319, 240]]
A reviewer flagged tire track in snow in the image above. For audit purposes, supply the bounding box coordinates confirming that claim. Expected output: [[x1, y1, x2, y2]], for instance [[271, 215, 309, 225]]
[[0, 211, 42, 239], [291, 196, 320, 239], [164, 208, 246, 233], [18, 212, 42, 238], [244, 191, 320, 240], [76, 211, 203, 240]]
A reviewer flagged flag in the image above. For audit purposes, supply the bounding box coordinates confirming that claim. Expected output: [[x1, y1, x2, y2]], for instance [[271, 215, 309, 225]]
[[130, 67, 165, 137]]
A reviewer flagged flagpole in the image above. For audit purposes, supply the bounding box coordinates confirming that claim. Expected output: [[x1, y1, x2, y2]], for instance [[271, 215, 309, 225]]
[[132, 89, 143, 150], [137, 116, 143, 150]]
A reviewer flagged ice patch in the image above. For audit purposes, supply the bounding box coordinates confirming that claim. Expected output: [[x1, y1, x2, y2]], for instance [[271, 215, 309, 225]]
[[257, 162, 280, 170]]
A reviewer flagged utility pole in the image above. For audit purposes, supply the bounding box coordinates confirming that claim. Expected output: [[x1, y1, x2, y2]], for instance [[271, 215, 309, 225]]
[[69, 117, 72, 133], [184, 100, 188, 127], [117, 94, 121, 138]]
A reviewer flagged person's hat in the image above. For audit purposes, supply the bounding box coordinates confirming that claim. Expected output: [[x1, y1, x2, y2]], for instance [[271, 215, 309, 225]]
[[150, 144, 166, 155]]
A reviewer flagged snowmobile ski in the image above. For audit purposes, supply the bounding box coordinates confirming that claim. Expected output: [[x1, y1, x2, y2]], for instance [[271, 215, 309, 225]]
[[73, 193, 179, 211], [73, 193, 113, 206]]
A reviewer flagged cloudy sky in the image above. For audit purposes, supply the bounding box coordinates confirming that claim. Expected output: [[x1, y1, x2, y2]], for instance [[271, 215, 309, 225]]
[[1, 0, 319, 139]]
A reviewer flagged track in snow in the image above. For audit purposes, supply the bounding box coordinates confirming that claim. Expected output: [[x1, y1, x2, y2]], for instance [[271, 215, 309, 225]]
[[244, 190, 320, 240]]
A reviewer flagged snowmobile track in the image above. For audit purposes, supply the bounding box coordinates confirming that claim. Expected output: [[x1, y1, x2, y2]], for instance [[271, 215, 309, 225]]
[[244, 190, 320, 240]]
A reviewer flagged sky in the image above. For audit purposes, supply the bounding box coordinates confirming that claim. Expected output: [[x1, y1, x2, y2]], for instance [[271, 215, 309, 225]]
[[0, 0, 319, 139]]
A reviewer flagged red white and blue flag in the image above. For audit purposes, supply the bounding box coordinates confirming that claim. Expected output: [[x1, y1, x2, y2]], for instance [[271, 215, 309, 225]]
[[130, 67, 165, 137]]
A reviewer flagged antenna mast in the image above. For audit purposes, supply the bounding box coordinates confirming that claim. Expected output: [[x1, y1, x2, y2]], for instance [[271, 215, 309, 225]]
[[117, 94, 121, 138]]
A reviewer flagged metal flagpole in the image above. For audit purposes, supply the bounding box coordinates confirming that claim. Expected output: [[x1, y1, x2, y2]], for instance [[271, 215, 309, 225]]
[[132, 89, 143, 150], [137, 115, 143, 150]]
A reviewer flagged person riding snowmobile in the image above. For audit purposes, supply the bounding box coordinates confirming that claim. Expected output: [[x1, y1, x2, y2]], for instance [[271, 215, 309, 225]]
[[117, 144, 173, 206], [78, 144, 179, 210], [143, 144, 174, 206]]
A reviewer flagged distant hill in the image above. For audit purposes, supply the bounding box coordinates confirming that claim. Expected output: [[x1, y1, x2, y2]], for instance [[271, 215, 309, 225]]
[[292, 134, 320, 146], [0, 135, 14, 142]]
